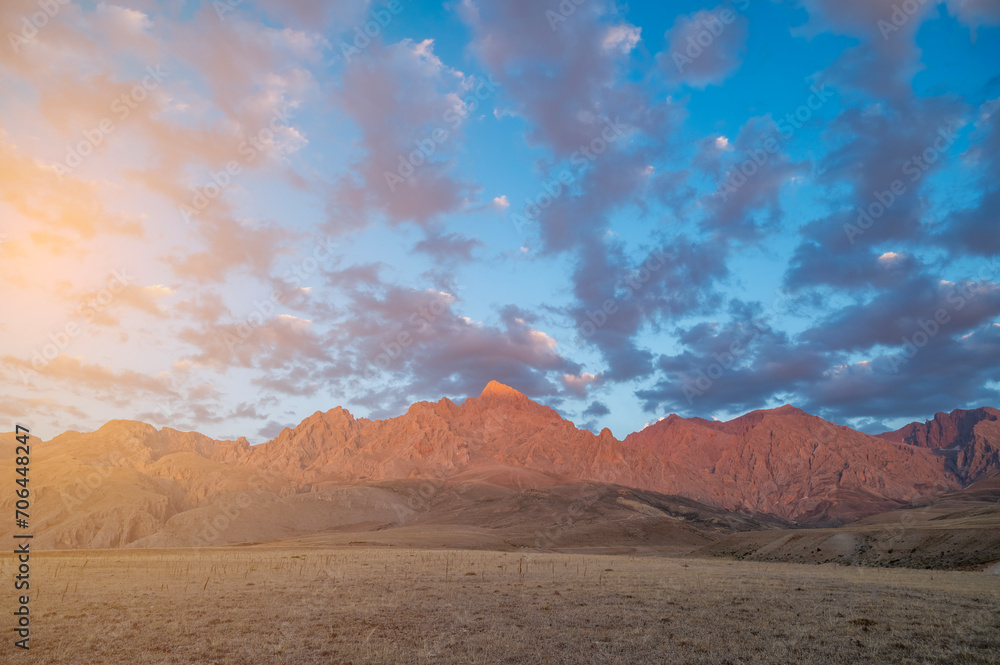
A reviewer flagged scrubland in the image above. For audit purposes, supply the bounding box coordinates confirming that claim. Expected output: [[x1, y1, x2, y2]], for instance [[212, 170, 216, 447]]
[[4, 546, 999, 664]]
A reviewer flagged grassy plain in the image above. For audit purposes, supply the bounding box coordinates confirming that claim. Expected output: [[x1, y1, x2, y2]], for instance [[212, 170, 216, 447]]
[[3, 546, 999, 664]]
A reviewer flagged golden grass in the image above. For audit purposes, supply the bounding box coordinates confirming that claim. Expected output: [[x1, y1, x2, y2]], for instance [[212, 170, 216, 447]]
[[4, 546, 999, 664]]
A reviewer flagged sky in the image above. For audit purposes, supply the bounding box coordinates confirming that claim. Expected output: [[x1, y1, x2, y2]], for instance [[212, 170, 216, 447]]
[[1, 0, 999, 442]]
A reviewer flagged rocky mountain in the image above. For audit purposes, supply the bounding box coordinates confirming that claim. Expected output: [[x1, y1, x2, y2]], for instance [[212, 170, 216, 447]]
[[0, 422, 290, 548], [700, 469, 1000, 570], [3, 384, 995, 549], [242, 381, 628, 488], [620, 405, 956, 524], [0, 420, 772, 552], [241, 383, 964, 525], [876, 407, 1000, 484]]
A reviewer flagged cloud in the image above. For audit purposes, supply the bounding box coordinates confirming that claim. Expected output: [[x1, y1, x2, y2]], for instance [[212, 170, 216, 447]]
[[460, 0, 665, 155], [319, 267, 582, 415], [91, 3, 155, 55], [252, 0, 372, 31], [659, 6, 749, 88], [603, 24, 642, 54], [328, 39, 476, 229], [413, 231, 484, 263], [583, 400, 610, 417], [0, 134, 142, 242], [794, 0, 999, 108], [168, 213, 295, 283], [60, 282, 174, 326], [936, 98, 1000, 257], [944, 0, 1000, 33], [702, 115, 806, 243], [801, 321, 1000, 423], [785, 99, 963, 290], [638, 302, 830, 417], [802, 275, 1000, 353], [177, 312, 330, 372], [569, 237, 728, 382], [562, 372, 598, 397], [460, 0, 690, 391], [1, 353, 175, 397]]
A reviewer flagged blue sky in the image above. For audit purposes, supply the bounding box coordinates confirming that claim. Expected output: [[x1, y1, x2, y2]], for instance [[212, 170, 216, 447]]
[[1, 0, 998, 441]]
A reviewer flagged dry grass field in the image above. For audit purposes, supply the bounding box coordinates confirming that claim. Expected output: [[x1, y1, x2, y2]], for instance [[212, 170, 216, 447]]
[[3, 546, 999, 664]]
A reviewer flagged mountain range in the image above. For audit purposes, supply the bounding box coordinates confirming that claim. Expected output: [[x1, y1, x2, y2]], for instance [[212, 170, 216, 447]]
[[3, 382, 998, 553]]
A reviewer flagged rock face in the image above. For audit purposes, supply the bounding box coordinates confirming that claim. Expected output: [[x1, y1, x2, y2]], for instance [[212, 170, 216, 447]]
[[242, 383, 629, 488], [877, 407, 1000, 484], [0, 424, 287, 549], [4, 385, 996, 549], [242, 385, 962, 525], [621, 406, 957, 524]]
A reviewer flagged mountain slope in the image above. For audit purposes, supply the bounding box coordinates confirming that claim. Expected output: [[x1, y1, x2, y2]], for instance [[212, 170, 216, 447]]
[[4, 386, 996, 550], [242, 383, 630, 487], [698, 469, 1000, 570], [877, 407, 1000, 483], [242, 384, 962, 525], [621, 405, 956, 524], [0, 425, 774, 551], [0, 424, 289, 548]]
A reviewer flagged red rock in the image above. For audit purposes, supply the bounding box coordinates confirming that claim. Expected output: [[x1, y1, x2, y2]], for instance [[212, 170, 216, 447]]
[[877, 407, 1000, 484], [14, 385, 990, 536], [242, 385, 964, 525]]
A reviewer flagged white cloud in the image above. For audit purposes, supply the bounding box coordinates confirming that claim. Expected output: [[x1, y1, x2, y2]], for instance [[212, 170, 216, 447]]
[[603, 25, 642, 53], [562, 372, 598, 396]]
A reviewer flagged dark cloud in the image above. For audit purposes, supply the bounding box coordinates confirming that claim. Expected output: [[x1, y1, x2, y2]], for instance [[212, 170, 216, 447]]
[[936, 98, 1000, 257], [317, 266, 583, 416], [583, 400, 610, 417], [802, 274, 1000, 352], [941, 188, 1000, 257], [703, 115, 806, 243], [637, 305, 831, 416], [792, 0, 938, 105], [800, 321, 1000, 424], [785, 99, 963, 291], [569, 236, 728, 382]]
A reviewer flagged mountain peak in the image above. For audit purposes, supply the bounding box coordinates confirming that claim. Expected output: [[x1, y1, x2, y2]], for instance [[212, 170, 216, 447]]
[[770, 404, 808, 416], [479, 380, 526, 400]]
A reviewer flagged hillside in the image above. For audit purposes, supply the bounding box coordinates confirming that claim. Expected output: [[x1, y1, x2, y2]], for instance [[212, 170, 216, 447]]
[[2, 384, 996, 551]]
